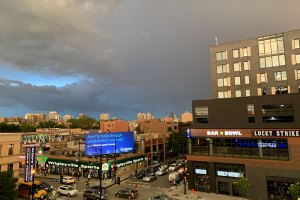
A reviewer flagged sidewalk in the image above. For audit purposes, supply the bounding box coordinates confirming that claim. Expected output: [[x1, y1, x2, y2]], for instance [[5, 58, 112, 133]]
[[165, 184, 249, 200]]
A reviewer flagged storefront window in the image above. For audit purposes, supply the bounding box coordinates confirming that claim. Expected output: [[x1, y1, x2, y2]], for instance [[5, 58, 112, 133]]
[[191, 138, 209, 155]]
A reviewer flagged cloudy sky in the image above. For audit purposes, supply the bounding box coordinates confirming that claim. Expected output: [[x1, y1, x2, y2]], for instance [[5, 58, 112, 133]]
[[0, 0, 300, 120]]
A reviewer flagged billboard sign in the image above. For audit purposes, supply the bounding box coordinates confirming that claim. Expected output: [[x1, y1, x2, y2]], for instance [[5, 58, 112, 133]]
[[85, 132, 134, 156]]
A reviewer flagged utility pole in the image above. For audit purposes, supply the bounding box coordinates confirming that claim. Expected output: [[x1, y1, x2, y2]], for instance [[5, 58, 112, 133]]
[[99, 148, 103, 200]]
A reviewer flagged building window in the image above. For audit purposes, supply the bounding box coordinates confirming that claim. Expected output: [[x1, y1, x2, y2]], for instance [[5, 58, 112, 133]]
[[242, 47, 251, 57], [234, 77, 241, 85], [7, 164, 13, 172], [233, 49, 239, 58], [218, 91, 231, 99], [260, 55, 285, 68], [217, 78, 229, 87], [216, 51, 227, 61], [244, 76, 250, 84], [195, 106, 208, 123], [234, 62, 241, 71], [261, 88, 267, 95], [258, 36, 284, 56], [296, 54, 300, 64], [8, 144, 14, 155], [245, 90, 251, 97], [235, 90, 241, 97], [217, 64, 228, 74], [247, 104, 255, 114], [275, 86, 288, 94], [293, 39, 300, 49], [295, 70, 300, 80], [262, 104, 294, 123], [260, 73, 267, 83], [243, 61, 250, 70], [274, 71, 287, 81]]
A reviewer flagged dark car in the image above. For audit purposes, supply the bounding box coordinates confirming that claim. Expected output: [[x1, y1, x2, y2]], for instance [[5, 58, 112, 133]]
[[89, 185, 107, 193], [136, 169, 149, 179], [115, 188, 138, 199], [41, 182, 53, 192], [83, 188, 108, 200]]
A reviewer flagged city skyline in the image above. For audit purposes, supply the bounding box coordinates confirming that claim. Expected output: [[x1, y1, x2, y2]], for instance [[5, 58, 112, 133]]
[[0, 0, 299, 120]]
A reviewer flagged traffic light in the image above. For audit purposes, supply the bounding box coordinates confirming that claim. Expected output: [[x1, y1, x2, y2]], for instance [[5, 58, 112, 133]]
[[116, 176, 120, 185]]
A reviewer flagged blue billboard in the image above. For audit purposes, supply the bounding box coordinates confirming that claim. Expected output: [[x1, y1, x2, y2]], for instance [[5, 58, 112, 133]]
[[85, 132, 134, 156]]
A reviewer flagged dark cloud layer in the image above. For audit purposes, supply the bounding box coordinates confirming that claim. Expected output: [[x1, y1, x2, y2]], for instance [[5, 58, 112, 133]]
[[0, 0, 300, 119]]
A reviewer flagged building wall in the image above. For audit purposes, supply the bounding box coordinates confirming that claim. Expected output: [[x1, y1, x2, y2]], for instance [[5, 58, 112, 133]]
[[100, 119, 129, 132], [139, 119, 168, 134]]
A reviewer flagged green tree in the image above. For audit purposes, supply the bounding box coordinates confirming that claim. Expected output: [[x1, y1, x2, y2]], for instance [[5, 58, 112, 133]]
[[68, 115, 99, 130], [288, 182, 300, 200], [233, 173, 250, 200], [0, 123, 20, 132], [20, 122, 36, 132], [0, 171, 18, 200], [37, 121, 66, 129], [167, 131, 187, 158]]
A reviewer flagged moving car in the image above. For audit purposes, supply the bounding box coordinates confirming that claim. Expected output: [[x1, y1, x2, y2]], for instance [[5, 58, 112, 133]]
[[148, 194, 173, 200], [89, 185, 108, 193], [143, 173, 158, 182], [168, 164, 179, 172], [156, 168, 168, 176], [61, 176, 75, 184], [136, 169, 149, 179], [57, 185, 78, 197], [83, 188, 108, 200], [41, 182, 53, 192], [115, 188, 138, 199]]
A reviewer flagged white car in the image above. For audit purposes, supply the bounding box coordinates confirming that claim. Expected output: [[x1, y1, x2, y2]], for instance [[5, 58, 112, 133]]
[[61, 176, 75, 184], [168, 163, 179, 172], [143, 173, 158, 182], [57, 185, 78, 197]]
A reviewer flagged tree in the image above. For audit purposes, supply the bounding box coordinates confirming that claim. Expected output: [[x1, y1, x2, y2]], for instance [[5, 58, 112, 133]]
[[68, 115, 99, 130], [167, 131, 187, 158], [0, 171, 18, 200], [233, 173, 250, 200], [288, 182, 300, 200], [37, 121, 66, 129], [20, 122, 36, 132]]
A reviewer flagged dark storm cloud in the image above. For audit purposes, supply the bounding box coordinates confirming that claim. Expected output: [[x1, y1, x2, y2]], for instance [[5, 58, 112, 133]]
[[0, 0, 300, 119]]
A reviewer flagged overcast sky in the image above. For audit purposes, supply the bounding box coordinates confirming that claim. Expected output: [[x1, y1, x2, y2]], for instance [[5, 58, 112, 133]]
[[0, 0, 300, 120]]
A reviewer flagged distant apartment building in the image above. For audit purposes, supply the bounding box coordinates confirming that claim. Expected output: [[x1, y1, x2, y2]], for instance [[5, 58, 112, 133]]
[[0, 133, 22, 177], [139, 119, 168, 134], [181, 111, 193, 123], [211, 29, 300, 98], [36, 113, 47, 122], [100, 119, 129, 132], [25, 113, 38, 124], [100, 113, 109, 121], [0, 117, 7, 123], [63, 114, 73, 122], [48, 111, 58, 120]]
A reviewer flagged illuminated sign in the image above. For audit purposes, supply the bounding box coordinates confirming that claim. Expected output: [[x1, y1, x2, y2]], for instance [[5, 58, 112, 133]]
[[217, 171, 242, 178], [29, 147, 36, 181], [252, 130, 300, 137], [257, 142, 277, 148], [186, 128, 191, 139], [207, 130, 242, 136], [24, 147, 30, 182], [195, 169, 207, 175], [85, 132, 134, 156]]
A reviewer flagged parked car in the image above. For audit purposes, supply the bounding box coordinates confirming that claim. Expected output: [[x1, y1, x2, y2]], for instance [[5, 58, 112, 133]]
[[143, 173, 158, 182], [41, 182, 53, 192], [89, 185, 107, 193], [148, 194, 173, 200], [156, 168, 168, 176], [57, 185, 78, 197], [61, 176, 75, 184], [168, 164, 179, 172], [83, 188, 108, 200], [115, 188, 138, 199]]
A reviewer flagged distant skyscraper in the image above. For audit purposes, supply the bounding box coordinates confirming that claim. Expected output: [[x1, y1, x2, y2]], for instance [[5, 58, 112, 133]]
[[137, 112, 146, 121], [63, 114, 73, 122], [48, 111, 58, 120], [100, 113, 109, 120], [146, 112, 152, 120]]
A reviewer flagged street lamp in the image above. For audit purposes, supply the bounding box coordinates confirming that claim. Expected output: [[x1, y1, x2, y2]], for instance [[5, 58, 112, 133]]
[[31, 169, 36, 200]]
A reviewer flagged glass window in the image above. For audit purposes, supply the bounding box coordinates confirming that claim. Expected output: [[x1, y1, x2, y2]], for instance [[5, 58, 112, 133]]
[[272, 56, 279, 67], [244, 76, 250, 84], [258, 35, 284, 56], [296, 70, 300, 80], [274, 71, 287, 81], [216, 51, 227, 61], [262, 104, 294, 122], [8, 144, 14, 155], [245, 90, 251, 97], [258, 41, 265, 55], [275, 87, 288, 95], [277, 37, 284, 53], [247, 104, 255, 114], [260, 58, 265, 68], [243, 61, 250, 70], [218, 91, 230, 99], [266, 57, 272, 68], [296, 54, 300, 64], [217, 64, 228, 74], [243, 47, 248, 57], [262, 88, 267, 95], [235, 90, 241, 97], [234, 77, 241, 85], [260, 73, 267, 83], [234, 62, 241, 71], [279, 55, 286, 66], [195, 106, 208, 116], [293, 39, 300, 49], [264, 40, 271, 55], [217, 78, 228, 87], [233, 49, 239, 58]]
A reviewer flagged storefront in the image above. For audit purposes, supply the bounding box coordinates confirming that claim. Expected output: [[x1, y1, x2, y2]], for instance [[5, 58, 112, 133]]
[[45, 155, 145, 178]]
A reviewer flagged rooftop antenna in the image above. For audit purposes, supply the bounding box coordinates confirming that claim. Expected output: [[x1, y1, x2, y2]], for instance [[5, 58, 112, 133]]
[[215, 37, 218, 45]]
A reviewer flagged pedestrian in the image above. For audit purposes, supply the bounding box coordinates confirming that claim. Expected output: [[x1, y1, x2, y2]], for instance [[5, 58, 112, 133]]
[[135, 184, 138, 194], [88, 173, 91, 181], [86, 181, 90, 189], [190, 188, 197, 199]]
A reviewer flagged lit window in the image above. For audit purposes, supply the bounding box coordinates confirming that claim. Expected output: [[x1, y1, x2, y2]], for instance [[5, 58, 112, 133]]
[[260, 73, 267, 83], [234, 62, 241, 71], [244, 76, 250, 84], [233, 49, 239, 58], [217, 78, 229, 87], [234, 77, 241, 85], [235, 90, 241, 97], [258, 35, 284, 56], [245, 90, 251, 97], [296, 54, 300, 64], [247, 104, 255, 114], [260, 55, 286, 68], [243, 61, 250, 70], [296, 70, 300, 80], [216, 51, 227, 61], [274, 71, 287, 81], [275, 87, 288, 94], [293, 39, 300, 49], [243, 47, 248, 57], [8, 144, 14, 155], [218, 91, 230, 98], [216, 64, 228, 74]]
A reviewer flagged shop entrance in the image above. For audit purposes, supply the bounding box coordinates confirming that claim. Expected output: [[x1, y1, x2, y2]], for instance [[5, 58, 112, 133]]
[[218, 181, 230, 195], [195, 176, 209, 192]]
